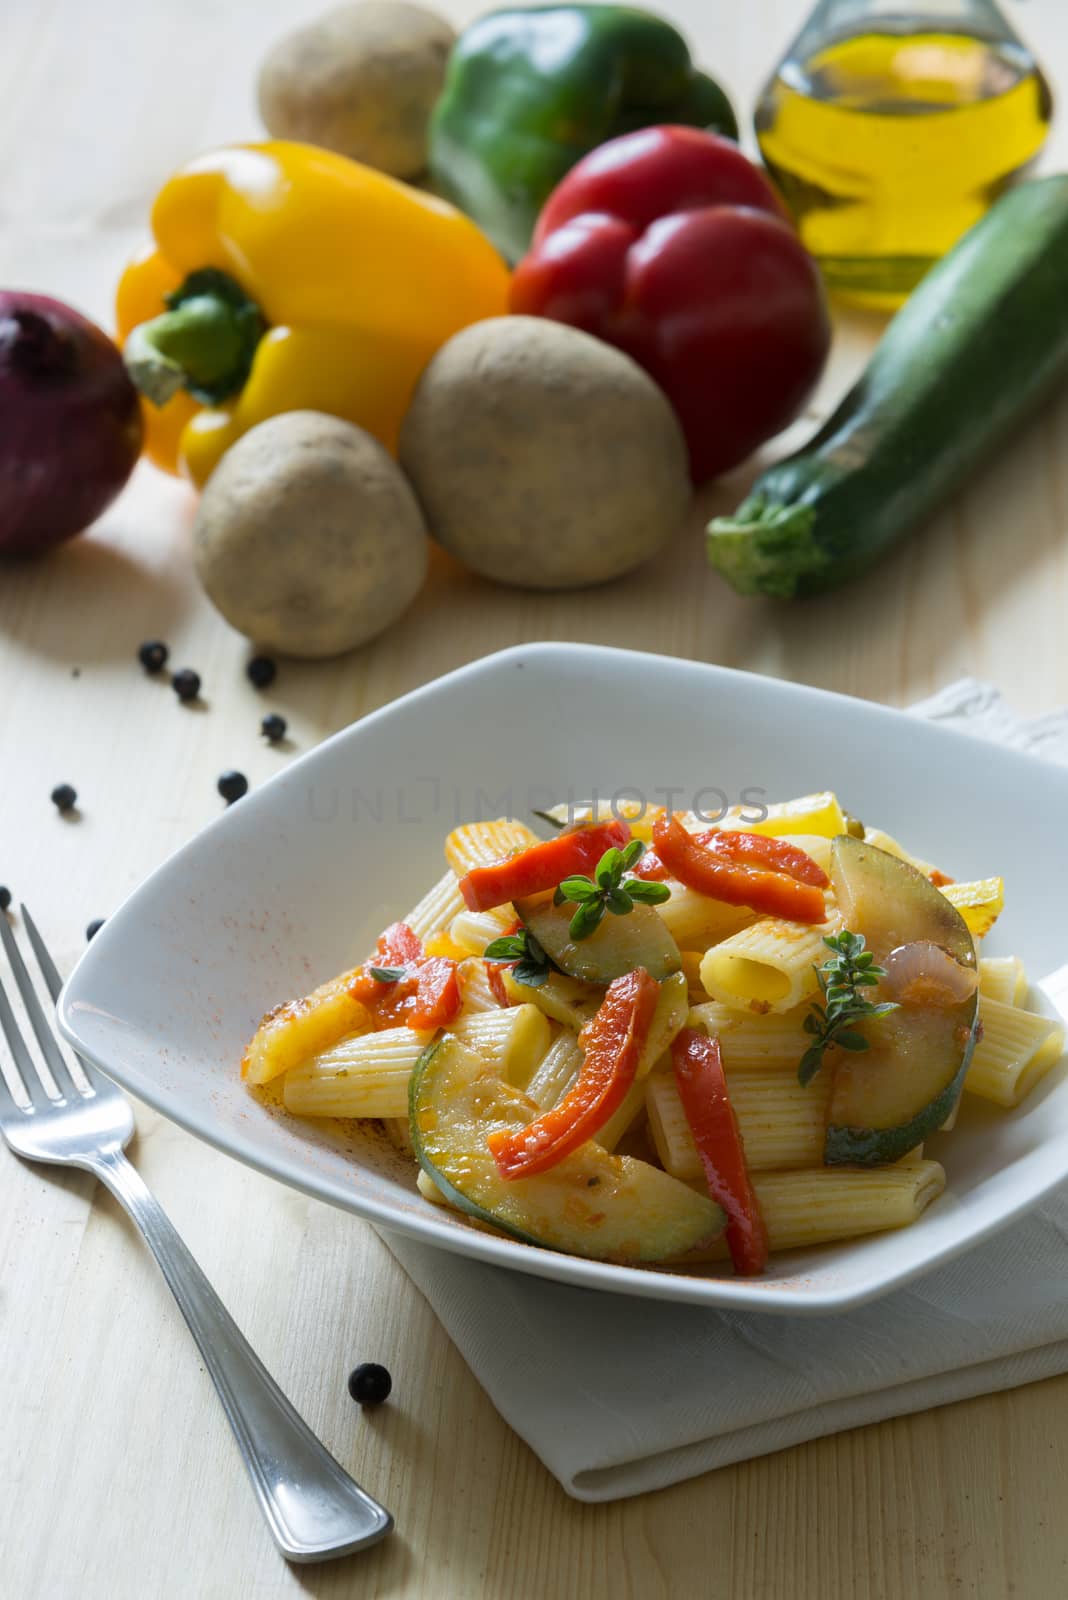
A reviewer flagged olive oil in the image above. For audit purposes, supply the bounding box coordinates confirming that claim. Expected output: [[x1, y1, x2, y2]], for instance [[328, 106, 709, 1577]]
[[756, 27, 1052, 307]]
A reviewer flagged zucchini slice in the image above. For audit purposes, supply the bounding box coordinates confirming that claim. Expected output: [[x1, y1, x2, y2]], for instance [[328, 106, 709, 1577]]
[[515, 894, 681, 984], [409, 1035, 723, 1262], [824, 836, 979, 1166]]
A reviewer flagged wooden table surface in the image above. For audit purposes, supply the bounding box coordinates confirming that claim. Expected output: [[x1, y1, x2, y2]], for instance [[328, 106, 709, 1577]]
[[4, 1, 1068, 1594]]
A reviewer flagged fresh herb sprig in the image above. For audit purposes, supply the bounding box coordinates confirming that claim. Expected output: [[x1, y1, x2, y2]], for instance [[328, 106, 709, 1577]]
[[368, 965, 407, 983], [798, 930, 898, 1087], [484, 927, 554, 987], [555, 841, 670, 940]]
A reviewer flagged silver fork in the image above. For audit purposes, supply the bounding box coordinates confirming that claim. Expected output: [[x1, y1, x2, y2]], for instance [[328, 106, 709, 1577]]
[[0, 908, 393, 1564]]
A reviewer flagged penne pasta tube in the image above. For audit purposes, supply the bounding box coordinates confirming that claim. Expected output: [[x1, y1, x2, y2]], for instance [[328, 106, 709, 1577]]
[[688, 1000, 813, 1070], [964, 998, 1065, 1108], [978, 955, 1028, 1008], [451, 1004, 552, 1089], [449, 905, 516, 956], [284, 1025, 434, 1118], [458, 956, 507, 1015], [403, 869, 465, 943], [594, 1079, 647, 1153], [445, 818, 539, 877], [679, 1161, 946, 1259], [526, 1031, 583, 1111], [655, 881, 755, 948], [699, 916, 832, 1013], [646, 1066, 830, 1177]]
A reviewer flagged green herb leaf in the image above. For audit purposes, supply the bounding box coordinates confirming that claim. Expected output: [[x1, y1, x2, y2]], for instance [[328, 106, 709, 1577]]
[[531, 809, 566, 831], [797, 931, 898, 1086], [558, 875, 598, 903], [513, 960, 549, 987], [595, 848, 623, 889], [484, 936, 526, 963], [626, 879, 671, 905], [368, 965, 406, 983], [569, 899, 606, 941], [605, 887, 633, 916], [621, 839, 646, 870]]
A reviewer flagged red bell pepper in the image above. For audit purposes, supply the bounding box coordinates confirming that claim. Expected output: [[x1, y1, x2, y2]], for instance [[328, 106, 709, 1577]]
[[652, 813, 826, 923], [671, 1028, 768, 1276], [510, 126, 830, 484], [458, 818, 631, 912], [488, 967, 659, 1179], [710, 831, 828, 887], [349, 921, 462, 1031]]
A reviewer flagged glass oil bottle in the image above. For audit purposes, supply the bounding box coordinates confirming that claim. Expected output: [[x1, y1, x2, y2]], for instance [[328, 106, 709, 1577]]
[[755, 0, 1053, 307]]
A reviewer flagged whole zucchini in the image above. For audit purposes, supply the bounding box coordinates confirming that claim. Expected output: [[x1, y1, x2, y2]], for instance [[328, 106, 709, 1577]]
[[707, 177, 1068, 598]]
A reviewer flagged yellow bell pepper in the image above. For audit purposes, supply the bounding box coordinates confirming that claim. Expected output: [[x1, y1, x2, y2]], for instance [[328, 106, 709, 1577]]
[[116, 141, 510, 485]]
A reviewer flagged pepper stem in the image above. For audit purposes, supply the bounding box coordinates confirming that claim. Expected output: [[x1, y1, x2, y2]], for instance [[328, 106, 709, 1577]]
[[124, 268, 265, 408], [706, 499, 826, 600]]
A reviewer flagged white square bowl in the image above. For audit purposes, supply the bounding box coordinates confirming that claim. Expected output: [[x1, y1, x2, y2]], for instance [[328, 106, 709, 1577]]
[[57, 644, 1068, 1314]]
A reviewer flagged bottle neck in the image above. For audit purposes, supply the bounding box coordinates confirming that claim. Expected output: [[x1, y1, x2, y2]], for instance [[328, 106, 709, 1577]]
[[788, 0, 1022, 57]]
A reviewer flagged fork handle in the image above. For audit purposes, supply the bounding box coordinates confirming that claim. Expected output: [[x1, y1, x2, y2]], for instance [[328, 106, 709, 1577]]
[[90, 1146, 392, 1563]]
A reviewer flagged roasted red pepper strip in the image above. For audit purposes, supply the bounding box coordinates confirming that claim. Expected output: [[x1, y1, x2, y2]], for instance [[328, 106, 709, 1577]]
[[671, 1028, 768, 1276], [458, 819, 631, 912], [488, 967, 659, 1179], [708, 831, 828, 887], [349, 921, 462, 1031], [652, 813, 826, 923]]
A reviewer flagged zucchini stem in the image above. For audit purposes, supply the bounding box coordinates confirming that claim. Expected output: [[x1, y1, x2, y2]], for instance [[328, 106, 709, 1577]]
[[706, 499, 826, 600]]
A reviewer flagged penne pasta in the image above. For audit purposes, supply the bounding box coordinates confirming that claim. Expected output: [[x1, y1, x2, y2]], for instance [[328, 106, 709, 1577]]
[[403, 869, 465, 943], [699, 916, 832, 1013], [458, 956, 507, 1015], [449, 905, 516, 956], [964, 997, 1065, 1107], [444, 817, 540, 877], [646, 1066, 830, 1177], [451, 1004, 552, 1090], [655, 881, 755, 948], [679, 1161, 946, 1258], [525, 1031, 583, 1111], [688, 1000, 813, 1070], [978, 955, 1028, 1008], [284, 1025, 434, 1118]]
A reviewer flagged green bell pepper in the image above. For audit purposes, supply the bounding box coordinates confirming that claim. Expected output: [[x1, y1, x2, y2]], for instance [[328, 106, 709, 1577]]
[[429, 5, 738, 263]]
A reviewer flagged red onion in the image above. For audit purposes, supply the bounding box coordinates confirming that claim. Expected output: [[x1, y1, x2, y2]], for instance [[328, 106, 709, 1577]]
[[882, 941, 978, 1008], [0, 291, 142, 556]]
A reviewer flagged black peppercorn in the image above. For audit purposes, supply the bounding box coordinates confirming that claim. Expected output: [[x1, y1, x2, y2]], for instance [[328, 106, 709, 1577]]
[[347, 1363, 392, 1407], [217, 771, 249, 805], [247, 656, 277, 689], [51, 784, 77, 813], [172, 668, 201, 703], [0, 887, 11, 913], [261, 713, 287, 742], [86, 918, 105, 942], [138, 640, 169, 674]]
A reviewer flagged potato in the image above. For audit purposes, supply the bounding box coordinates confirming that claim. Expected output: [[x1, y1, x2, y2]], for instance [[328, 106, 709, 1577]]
[[258, 2, 455, 180], [399, 317, 692, 589], [193, 412, 428, 658]]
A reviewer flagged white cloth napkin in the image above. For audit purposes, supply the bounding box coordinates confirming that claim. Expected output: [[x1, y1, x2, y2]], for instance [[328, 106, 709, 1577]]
[[382, 680, 1068, 1502]]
